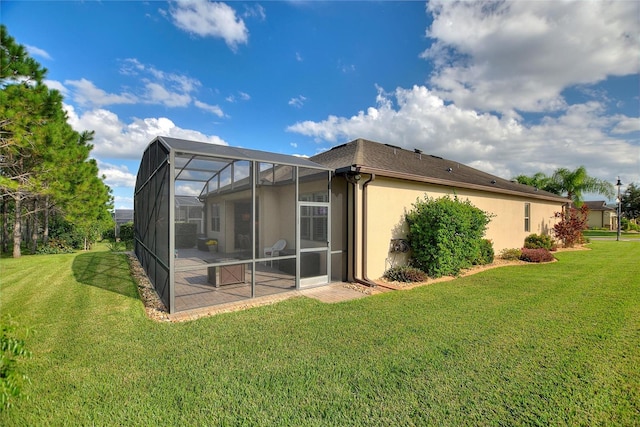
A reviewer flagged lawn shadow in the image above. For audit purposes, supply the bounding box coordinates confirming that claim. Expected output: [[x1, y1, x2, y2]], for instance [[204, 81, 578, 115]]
[[72, 251, 139, 299]]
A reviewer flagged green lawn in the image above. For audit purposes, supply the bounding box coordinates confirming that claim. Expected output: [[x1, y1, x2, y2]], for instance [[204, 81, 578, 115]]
[[1, 241, 638, 426], [583, 230, 640, 239]]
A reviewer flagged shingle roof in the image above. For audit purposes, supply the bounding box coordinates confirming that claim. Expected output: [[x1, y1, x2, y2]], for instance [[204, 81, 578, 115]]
[[311, 138, 567, 203], [584, 201, 615, 211]]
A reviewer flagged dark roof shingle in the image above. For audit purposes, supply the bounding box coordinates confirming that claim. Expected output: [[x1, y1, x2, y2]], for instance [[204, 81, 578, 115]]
[[311, 138, 567, 203]]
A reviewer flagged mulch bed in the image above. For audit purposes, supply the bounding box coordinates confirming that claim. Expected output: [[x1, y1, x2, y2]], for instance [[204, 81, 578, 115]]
[[126, 253, 171, 322]]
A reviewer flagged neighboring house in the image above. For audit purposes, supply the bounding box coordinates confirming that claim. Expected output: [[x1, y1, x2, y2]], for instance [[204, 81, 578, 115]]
[[134, 137, 567, 314], [112, 209, 133, 238], [583, 201, 617, 229], [175, 195, 205, 234]]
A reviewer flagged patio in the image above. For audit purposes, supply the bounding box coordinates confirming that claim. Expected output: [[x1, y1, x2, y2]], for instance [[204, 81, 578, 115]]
[[174, 247, 296, 311], [134, 137, 340, 314]]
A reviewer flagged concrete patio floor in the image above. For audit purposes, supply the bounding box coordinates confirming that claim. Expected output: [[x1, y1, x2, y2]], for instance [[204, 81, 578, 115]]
[[166, 282, 371, 322]]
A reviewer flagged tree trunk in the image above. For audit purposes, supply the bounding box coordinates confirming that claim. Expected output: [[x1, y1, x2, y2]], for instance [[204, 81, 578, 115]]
[[43, 196, 50, 244], [13, 194, 22, 258], [25, 204, 31, 250], [1, 199, 8, 254], [31, 198, 39, 253]]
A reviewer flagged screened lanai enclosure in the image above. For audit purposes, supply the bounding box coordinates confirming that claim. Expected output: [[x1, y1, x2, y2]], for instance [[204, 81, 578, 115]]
[[134, 137, 344, 313]]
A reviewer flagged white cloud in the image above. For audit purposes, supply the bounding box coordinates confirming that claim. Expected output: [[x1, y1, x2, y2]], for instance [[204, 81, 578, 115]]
[[170, 1, 249, 50], [121, 59, 201, 93], [63, 60, 222, 112], [25, 44, 52, 60], [44, 79, 68, 96], [243, 4, 266, 21], [288, 95, 307, 108], [611, 116, 640, 134], [143, 82, 192, 107], [65, 104, 228, 160], [226, 91, 251, 103], [423, 0, 640, 114], [97, 161, 136, 188], [287, 85, 639, 188], [338, 60, 355, 73], [194, 99, 225, 117], [113, 195, 133, 210], [65, 78, 137, 107]]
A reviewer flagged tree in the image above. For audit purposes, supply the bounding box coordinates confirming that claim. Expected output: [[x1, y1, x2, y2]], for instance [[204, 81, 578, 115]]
[[514, 172, 561, 194], [515, 166, 614, 205], [1, 25, 113, 256], [621, 182, 640, 221], [551, 166, 614, 205]]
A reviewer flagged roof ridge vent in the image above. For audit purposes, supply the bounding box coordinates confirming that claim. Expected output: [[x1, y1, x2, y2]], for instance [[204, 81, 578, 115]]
[[431, 154, 443, 160]]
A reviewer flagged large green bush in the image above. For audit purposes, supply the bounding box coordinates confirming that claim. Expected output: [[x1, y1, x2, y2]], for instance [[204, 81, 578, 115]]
[[406, 195, 492, 277], [524, 233, 554, 250]]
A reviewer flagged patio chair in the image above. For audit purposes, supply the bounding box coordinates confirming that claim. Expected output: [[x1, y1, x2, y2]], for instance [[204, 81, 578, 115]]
[[263, 239, 287, 266]]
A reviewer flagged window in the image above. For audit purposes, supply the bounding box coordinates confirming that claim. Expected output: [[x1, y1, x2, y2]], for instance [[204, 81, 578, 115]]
[[300, 192, 328, 242], [210, 203, 220, 232], [524, 203, 531, 232]]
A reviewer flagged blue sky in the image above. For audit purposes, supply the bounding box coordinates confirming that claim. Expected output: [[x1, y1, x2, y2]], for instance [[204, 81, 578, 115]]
[[4, 0, 639, 209]]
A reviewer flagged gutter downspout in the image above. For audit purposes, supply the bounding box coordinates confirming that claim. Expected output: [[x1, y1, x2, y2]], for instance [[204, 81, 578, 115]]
[[353, 173, 377, 287]]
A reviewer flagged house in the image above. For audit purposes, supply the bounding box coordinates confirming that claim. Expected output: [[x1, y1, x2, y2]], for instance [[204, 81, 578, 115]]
[[175, 195, 205, 234], [310, 138, 567, 282], [583, 201, 617, 229], [134, 137, 567, 314], [112, 209, 133, 238]]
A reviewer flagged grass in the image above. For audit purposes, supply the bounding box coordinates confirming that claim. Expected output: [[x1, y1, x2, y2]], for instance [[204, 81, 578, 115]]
[[583, 230, 640, 239], [0, 241, 638, 426]]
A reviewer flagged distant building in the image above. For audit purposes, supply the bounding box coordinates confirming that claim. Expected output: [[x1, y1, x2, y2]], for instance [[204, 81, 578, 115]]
[[113, 209, 134, 237], [583, 201, 617, 230]]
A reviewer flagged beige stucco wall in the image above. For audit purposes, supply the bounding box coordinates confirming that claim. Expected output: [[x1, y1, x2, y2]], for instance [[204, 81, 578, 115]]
[[587, 210, 615, 229], [359, 176, 564, 280]]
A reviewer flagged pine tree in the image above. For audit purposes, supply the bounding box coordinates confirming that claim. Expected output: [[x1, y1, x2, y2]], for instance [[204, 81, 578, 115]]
[[1, 25, 113, 256]]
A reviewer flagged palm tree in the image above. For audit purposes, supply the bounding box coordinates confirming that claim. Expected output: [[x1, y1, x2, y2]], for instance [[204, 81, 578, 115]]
[[551, 166, 614, 205], [514, 172, 561, 194]]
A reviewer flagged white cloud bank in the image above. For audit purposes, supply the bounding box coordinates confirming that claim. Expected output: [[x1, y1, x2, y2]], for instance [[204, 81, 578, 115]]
[[423, 0, 639, 114], [287, 1, 639, 189], [65, 104, 228, 160], [287, 85, 638, 184]]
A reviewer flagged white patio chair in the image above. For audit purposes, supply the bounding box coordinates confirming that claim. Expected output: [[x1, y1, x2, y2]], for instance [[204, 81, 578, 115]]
[[263, 239, 286, 266]]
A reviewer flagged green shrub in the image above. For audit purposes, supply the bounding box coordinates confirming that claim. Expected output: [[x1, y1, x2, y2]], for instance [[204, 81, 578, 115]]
[[621, 218, 640, 232], [0, 317, 31, 412], [106, 240, 125, 252], [474, 239, 494, 265], [119, 222, 134, 241], [524, 233, 554, 250], [519, 248, 555, 263], [499, 248, 522, 260], [383, 266, 429, 283], [406, 195, 492, 278], [36, 238, 75, 254]]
